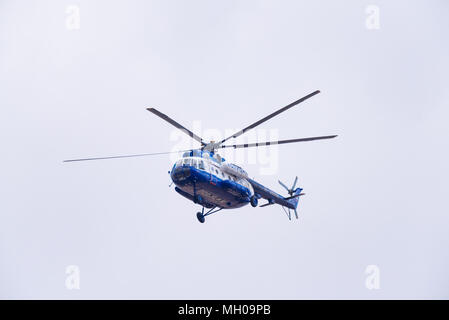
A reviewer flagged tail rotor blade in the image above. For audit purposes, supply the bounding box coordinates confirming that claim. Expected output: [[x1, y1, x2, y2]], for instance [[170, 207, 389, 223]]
[[278, 180, 290, 192], [292, 176, 298, 190]]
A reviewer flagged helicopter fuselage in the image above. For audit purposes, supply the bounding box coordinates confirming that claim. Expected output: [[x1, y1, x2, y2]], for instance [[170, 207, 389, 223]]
[[170, 154, 254, 209]]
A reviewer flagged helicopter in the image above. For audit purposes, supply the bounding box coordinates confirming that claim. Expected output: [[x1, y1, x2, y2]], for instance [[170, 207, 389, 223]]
[[64, 90, 337, 223]]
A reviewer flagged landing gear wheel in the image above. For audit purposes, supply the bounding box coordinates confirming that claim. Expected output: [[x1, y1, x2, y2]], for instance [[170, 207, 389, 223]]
[[196, 212, 205, 223], [250, 196, 258, 207]]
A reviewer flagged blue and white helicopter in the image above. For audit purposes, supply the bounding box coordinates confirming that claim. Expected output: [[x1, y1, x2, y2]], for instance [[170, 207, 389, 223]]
[[65, 90, 337, 223]]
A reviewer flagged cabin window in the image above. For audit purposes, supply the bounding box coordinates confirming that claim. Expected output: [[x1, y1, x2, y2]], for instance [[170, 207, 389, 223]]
[[199, 160, 205, 170], [237, 178, 249, 188]]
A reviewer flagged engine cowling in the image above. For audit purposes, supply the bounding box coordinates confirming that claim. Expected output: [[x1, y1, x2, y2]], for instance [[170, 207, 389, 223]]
[[221, 163, 248, 179]]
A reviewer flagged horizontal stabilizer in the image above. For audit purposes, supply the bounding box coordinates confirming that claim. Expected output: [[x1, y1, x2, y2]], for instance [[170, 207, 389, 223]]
[[284, 193, 305, 200], [259, 202, 275, 208]]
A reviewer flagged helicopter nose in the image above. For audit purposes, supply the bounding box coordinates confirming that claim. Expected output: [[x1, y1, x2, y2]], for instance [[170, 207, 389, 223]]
[[171, 166, 191, 183]]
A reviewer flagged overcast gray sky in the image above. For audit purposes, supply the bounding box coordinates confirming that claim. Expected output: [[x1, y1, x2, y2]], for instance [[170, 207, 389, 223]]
[[1, 0, 448, 299]]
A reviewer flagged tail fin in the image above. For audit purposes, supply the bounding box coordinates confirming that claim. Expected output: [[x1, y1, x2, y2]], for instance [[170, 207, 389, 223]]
[[287, 187, 304, 209]]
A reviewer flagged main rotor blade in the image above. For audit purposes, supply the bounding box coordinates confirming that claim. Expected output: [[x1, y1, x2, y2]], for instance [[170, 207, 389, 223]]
[[63, 149, 193, 162], [219, 135, 337, 149], [220, 90, 321, 144], [147, 108, 205, 145]]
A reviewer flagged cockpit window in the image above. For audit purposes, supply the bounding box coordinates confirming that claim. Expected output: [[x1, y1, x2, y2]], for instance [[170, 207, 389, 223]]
[[176, 158, 206, 168]]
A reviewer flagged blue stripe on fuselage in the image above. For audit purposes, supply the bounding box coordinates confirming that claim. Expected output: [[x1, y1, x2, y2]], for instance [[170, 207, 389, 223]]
[[171, 165, 251, 209]]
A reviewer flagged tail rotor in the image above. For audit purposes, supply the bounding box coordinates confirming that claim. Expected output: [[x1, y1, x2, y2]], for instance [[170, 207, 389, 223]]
[[278, 176, 298, 196], [279, 176, 302, 220]]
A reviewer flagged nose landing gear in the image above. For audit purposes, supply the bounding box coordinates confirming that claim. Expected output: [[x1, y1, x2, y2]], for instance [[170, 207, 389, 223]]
[[196, 206, 223, 223], [196, 212, 205, 223]]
